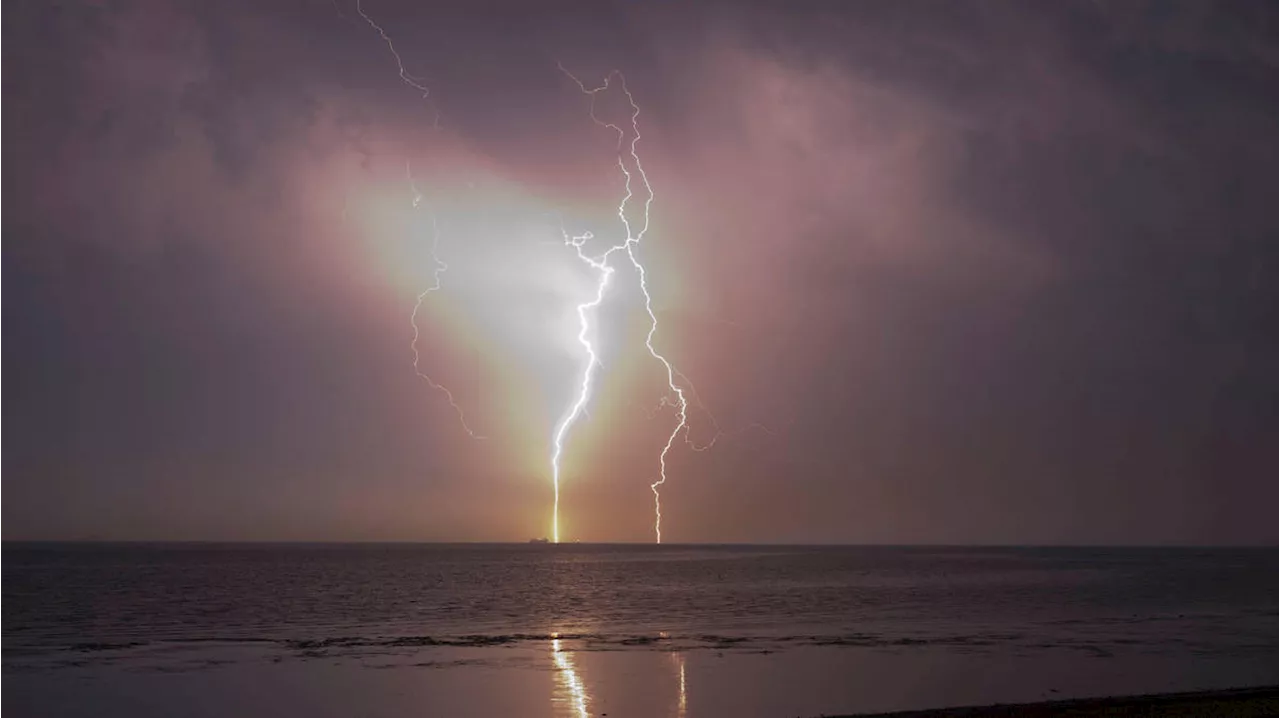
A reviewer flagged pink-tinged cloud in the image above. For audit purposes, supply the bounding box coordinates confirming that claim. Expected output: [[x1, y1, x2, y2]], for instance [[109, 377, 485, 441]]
[[4, 0, 1273, 544]]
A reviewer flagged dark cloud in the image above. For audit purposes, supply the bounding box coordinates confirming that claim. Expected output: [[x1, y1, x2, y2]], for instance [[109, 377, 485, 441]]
[[3, 0, 1274, 543]]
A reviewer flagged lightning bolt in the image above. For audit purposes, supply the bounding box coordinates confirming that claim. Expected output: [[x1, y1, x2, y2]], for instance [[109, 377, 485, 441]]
[[644, 373, 777, 453], [356, 0, 442, 128], [356, 3, 480, 438], [405, 164, 486, 439], [550, 228, 615, 544], [557, 65, 690, 544], [355, 0, 430, 99], [558, 67, 783, 543]]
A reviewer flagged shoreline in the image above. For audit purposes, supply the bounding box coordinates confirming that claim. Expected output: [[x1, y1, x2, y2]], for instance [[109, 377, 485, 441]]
[[836, 686, 1278, 717]]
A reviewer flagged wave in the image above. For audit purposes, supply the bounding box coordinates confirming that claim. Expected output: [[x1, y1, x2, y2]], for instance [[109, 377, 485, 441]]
[[12, 627, 1273, 661]]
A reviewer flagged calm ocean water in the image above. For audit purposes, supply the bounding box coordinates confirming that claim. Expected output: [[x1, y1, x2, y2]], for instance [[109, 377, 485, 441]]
[[3, 544, 1276, 717]]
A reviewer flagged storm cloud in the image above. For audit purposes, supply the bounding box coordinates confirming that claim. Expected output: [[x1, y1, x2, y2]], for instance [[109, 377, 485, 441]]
[[4, 0, 1274, 543]]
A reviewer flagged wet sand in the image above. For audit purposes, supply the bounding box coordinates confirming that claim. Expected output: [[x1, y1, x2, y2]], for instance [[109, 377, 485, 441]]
[[840, 686, 1277, 717], [7, 642, 1275, 718]]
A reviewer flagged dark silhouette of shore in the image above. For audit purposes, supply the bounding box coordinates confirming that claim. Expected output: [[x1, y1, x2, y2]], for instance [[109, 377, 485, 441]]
[[836, 686, 1277, 717]]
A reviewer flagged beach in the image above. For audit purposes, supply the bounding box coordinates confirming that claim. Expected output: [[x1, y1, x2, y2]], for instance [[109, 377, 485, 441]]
[[841, 686, 1277, 717]]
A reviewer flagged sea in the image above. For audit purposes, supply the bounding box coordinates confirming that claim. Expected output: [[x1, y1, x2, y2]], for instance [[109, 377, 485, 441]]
[[3, 543, 1275, 718]]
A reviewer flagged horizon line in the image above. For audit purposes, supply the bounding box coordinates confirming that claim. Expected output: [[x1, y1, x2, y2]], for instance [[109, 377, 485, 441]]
[[2, 539, 1275, 549]]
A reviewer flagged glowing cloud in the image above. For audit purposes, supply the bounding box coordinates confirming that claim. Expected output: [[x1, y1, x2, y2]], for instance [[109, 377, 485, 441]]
[[353, 1, 757, 542]]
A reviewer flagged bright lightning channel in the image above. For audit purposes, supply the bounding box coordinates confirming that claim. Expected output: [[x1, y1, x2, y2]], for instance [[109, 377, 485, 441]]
[[556, 65, 689, 544], [550, 227, 615, 544]]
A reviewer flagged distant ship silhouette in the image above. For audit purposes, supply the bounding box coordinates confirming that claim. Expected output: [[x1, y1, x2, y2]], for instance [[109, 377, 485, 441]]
[[528, 537, 550, 544]]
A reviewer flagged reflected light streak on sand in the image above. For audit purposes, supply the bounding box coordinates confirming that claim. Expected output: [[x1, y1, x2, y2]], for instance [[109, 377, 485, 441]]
[[675, 652, 688, 718], [551, 637, 590, 718]]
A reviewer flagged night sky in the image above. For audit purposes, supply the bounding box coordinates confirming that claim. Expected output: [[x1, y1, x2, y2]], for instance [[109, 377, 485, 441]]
[[4, 0, 1274, 543]]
